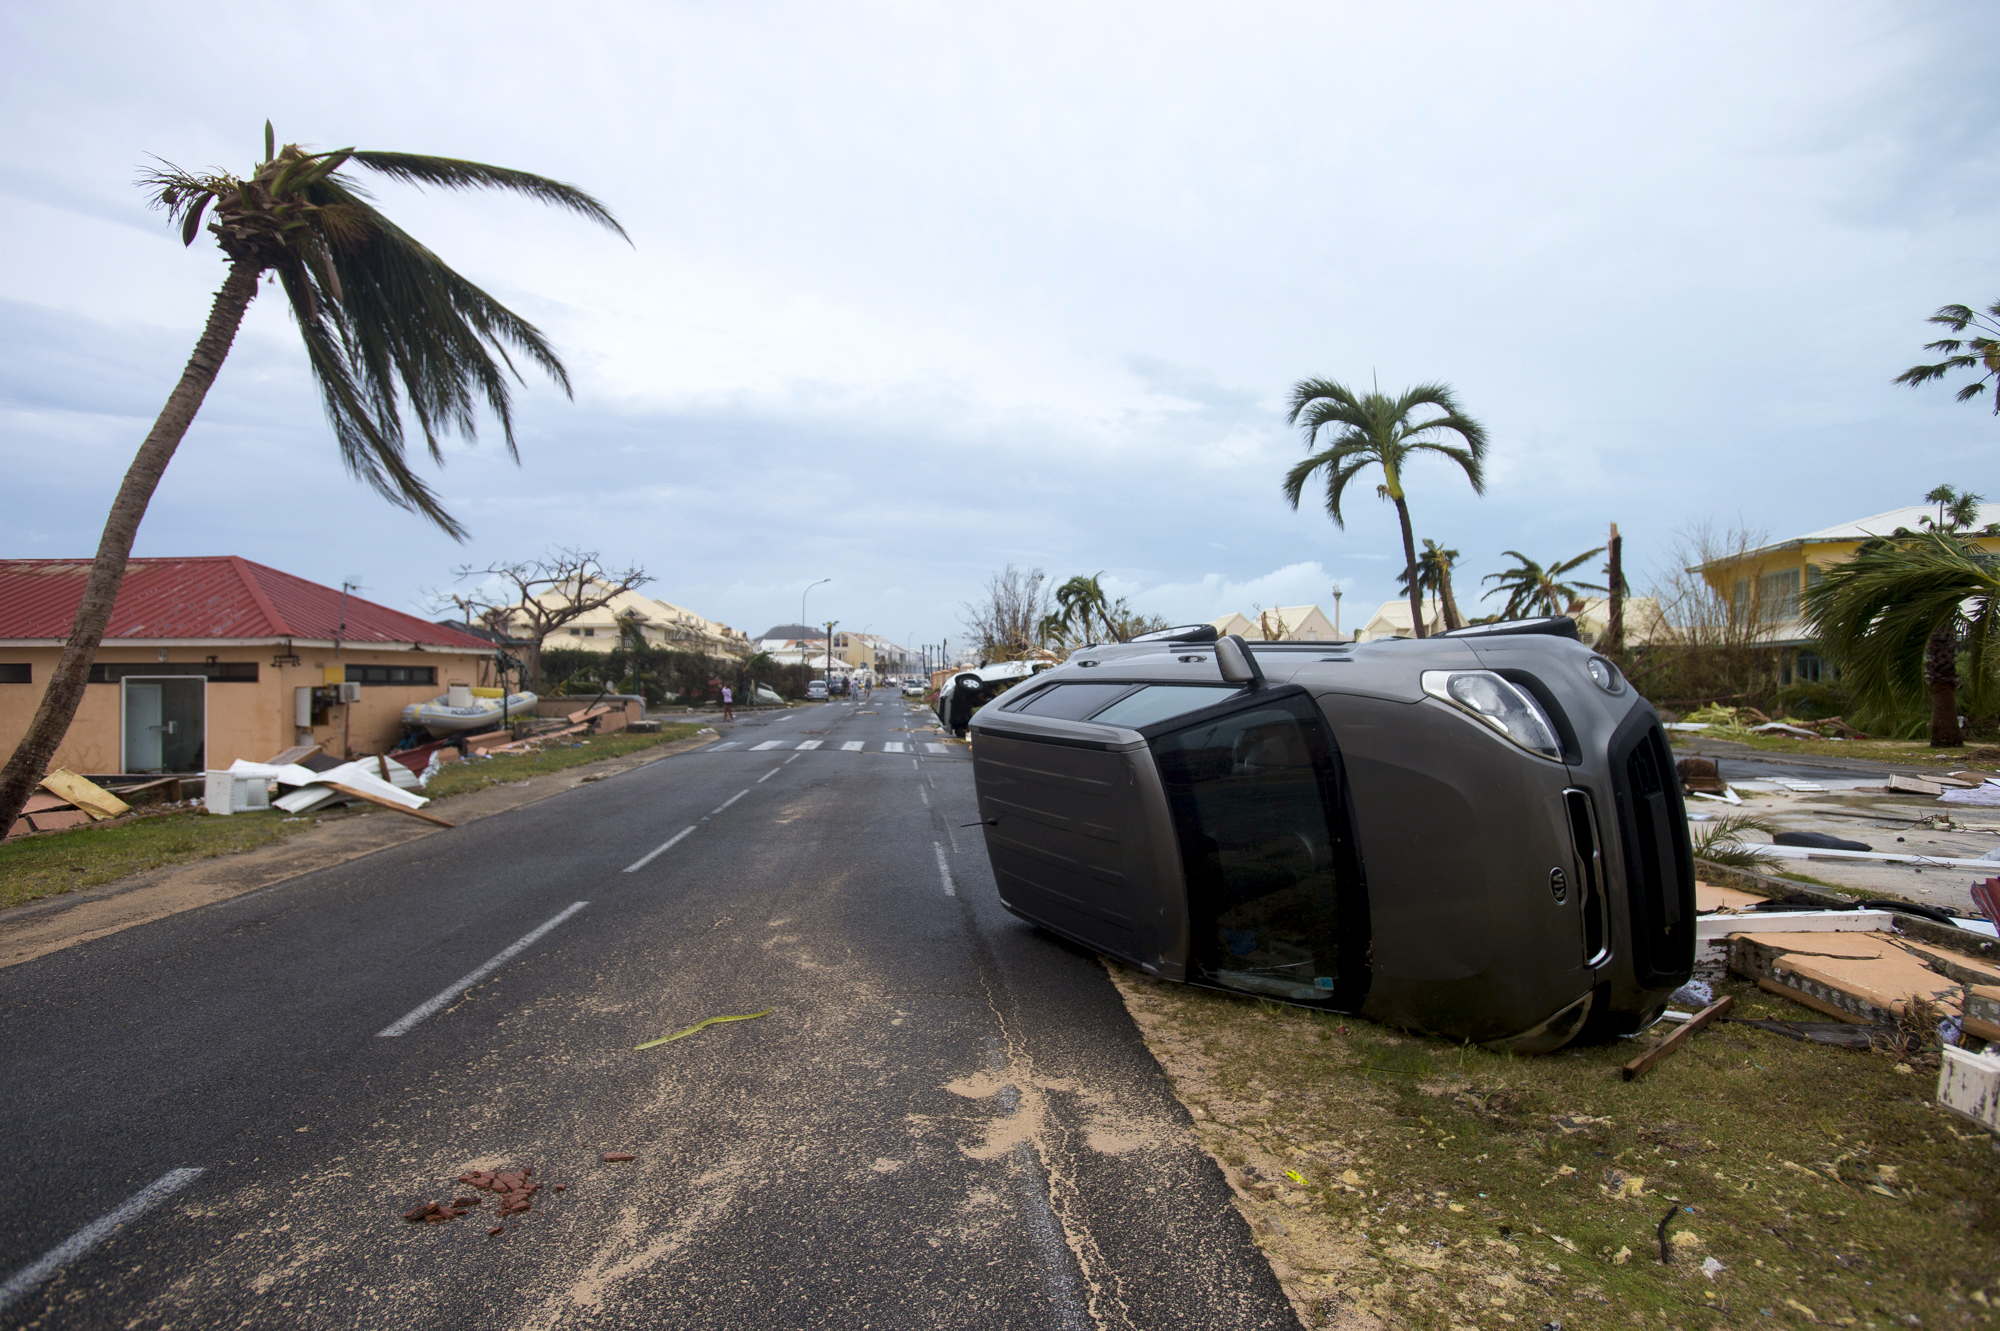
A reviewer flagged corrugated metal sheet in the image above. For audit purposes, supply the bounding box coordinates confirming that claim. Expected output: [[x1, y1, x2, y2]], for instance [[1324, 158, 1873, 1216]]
[[0, 558, 491, 648]]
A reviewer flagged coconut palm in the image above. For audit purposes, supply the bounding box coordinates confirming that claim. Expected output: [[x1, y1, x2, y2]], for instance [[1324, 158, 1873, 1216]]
[[0, 123, 626, 838], [1395, 539, 1466, 631], [1896, 302, 2000, 415], [1480, 548, 1607, 621], [1803, 528, 2000, 747], [1052, 573, 1113, 643], [1921, 484, 1986, 533], [1282, 380, 1488, 639]]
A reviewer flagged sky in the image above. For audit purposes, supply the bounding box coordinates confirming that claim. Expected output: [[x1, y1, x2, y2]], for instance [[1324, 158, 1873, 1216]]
[[2, 2, 1996, 658]]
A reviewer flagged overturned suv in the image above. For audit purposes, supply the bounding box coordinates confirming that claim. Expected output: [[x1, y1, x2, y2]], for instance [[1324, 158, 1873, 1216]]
[[965, 620, 1694, 1051]]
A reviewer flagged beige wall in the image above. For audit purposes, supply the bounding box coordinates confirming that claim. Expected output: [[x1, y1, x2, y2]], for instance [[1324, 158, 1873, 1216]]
[[0, 644, 491, 775]]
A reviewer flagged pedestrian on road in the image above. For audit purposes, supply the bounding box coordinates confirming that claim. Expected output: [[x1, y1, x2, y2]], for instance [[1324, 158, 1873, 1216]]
[[721, 684, 735, 721]]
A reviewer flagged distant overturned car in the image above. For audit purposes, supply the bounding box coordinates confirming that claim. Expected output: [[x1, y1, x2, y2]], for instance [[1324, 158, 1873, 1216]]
[[964, 620, 1694, 1052], [934, 659, 1056, 736]]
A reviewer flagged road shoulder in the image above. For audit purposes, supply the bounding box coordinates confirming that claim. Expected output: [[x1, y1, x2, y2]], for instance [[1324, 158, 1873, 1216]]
[[0, 732, 719, 970]]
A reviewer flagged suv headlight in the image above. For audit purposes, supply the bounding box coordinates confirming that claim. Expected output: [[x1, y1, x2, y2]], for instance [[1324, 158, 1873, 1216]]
[[1420, 670, 1562, 760]]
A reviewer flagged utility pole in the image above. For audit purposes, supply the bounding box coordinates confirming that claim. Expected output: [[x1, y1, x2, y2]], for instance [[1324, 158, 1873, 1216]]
[[825, 620, 838, 696]]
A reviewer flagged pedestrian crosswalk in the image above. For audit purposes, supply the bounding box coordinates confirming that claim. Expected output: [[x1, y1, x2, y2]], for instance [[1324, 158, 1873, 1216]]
[[708, 738, 958, 755]]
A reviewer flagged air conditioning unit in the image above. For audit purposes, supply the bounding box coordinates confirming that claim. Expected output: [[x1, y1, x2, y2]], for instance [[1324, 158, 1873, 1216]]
[[337, 682, 362, 703]]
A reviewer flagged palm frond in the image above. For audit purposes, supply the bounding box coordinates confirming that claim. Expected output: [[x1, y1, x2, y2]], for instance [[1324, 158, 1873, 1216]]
[[350, 152, 630, 243], [1803, 531, 2000, 712]]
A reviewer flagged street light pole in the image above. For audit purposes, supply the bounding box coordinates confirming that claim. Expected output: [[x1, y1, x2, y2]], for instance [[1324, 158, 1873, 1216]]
[[801, 578, 830, 637]]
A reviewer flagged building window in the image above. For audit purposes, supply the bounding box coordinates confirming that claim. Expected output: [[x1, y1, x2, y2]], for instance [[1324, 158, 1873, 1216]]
[[1794, 651, 1827, 683], [569, 628, 582, 636], [344, 665, 438, 686], [0, 664, 30, 684], [583, 628, 596, 637], [88, 662, 257, 683], [1756, 568, 1800, 621]]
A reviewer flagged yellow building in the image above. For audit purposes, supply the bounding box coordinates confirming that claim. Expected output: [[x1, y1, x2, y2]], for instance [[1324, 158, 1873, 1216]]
[[514, 584, 751, 658], [1696, 503, 2000, 684]]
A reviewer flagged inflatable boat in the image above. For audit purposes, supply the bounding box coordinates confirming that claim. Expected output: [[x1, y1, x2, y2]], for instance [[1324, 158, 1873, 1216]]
[[402, 685, 539, 736]]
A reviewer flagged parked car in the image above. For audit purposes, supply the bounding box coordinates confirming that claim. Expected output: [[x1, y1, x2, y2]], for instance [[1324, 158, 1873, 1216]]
[[963, 621, 1694, 1052], [902, 680, 927, 698], [806, 680, 828, 700]]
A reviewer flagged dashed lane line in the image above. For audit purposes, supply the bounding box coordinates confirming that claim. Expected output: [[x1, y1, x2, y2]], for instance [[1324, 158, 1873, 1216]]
[[712, 790, 748, 814], [0, 1168, 207, 1313], [377, 902, 591, 1036], [623, 829, 696, 874], [933, 842, 957, 897]]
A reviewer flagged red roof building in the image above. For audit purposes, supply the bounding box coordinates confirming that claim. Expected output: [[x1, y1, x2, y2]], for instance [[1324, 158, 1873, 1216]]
[[0, 558, 496, 776]]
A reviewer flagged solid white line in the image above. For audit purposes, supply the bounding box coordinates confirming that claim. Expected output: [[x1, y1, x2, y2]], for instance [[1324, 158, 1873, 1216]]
[[751, 740, 784, 751], [624, 829, 695, 874], [795, 740, 823, 751], [841, 741, 863, 752], [0, 1168, 206, 1312], [712, 790, 748, 814], [757, 767, 781, 783], [378, 902, 591, 1036], [934, 842, 956, 896]]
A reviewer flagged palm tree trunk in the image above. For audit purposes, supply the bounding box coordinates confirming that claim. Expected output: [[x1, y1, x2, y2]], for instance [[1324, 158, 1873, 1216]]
[[1439, 568, 1465, 632], [1393, 497, 1426, 638], [1927, 620, 1962, 747], [0, 262, 260, 836]]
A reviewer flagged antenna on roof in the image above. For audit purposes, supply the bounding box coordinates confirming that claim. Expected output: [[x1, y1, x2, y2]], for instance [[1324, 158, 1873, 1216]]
[[335, 579, 364, 658]]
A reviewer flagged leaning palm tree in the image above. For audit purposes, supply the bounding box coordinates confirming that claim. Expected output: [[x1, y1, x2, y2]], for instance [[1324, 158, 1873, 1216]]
[[1803, 529, 2000, 747], [1051, 573, 1113, 644], [1396, 539, 1466, 631], [1896, 302, 2000, 415], [1480, 548, 1607, 620], [1282, 380, 1488, 639], [0, 123, 626, 837]]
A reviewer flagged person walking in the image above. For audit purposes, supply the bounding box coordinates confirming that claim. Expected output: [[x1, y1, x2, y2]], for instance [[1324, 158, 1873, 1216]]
[[720, 684, 735, 722]]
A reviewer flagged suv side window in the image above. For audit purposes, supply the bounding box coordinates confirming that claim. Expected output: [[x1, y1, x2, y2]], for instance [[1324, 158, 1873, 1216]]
[[1150, 690, 1367, 1006]]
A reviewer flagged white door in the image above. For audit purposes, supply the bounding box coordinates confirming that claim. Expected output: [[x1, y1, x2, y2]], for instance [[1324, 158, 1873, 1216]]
[[124, 682, 163, 772]]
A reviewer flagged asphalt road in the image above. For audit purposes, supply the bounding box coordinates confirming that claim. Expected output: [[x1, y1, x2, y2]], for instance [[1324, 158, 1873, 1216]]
[[0, 697, 1297, 1330]]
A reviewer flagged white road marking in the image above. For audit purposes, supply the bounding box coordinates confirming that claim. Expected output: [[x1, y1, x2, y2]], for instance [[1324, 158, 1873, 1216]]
[[757, 767, 781, 783], [712, 790, 748, 814], [750, 740, 784, 751], [911, 759, 919, 771], [924, 743, 949, 754], [795, 740, 823, 750], [377, 902, 590, 1037], [710, 741, 742, 750], [883, 742, 907, 753], [0, 1168, 206, 1313], [623, 828, 696, 874], [933, 842, 956, 896], [841, 741, 863, 752], [920, 788, 930, 807], [785, 751, 804, 764]]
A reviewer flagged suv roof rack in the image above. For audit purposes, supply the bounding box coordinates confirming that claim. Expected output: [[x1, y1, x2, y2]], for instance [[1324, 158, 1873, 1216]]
[[1129, 623, 1220, 644], [1436, 616, 1580, 641]]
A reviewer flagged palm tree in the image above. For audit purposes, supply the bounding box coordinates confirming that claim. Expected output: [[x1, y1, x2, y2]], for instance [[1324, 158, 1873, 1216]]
[[1282, 380, 1488, 639], [1921, 484, 1986, 533], [0, 123, 626, 837], [1480, 548, 1607, 620], [1896, 302, 2000, 415], [1395, 539, 1466, 631], [1051, 573, 1113, 643], [1803, 528, 2000, 747]]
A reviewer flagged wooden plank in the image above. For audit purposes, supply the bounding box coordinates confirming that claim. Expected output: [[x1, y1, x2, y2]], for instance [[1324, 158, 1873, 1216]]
[[1622, 996, 1734, 1081], [320, 782, 454, 828], [25, 809, 93, 834], [266, 744, 322, 767], [38, 768, 130, 820]]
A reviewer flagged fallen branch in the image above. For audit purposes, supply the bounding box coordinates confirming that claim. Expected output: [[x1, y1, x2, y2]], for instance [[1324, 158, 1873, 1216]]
[[1622, 995, 1735, 1081]]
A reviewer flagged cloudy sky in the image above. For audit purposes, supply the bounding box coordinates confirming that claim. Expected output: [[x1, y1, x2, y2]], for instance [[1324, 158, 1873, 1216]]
[[2, 2, 1996, 656]]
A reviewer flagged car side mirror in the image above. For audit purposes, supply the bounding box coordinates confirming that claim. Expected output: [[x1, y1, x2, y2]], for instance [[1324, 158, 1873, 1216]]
[[1215, 634, 1265, 687]]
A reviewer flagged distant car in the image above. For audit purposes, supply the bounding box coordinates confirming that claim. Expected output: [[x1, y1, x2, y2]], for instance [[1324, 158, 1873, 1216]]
[[903, 681, 927, 698], [964, 620, 1694, 1053], [806, 680, 828, 700]]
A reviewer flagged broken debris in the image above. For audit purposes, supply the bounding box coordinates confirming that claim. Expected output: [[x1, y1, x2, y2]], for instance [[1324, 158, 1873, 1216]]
[[635, 1009, 771, 1050]]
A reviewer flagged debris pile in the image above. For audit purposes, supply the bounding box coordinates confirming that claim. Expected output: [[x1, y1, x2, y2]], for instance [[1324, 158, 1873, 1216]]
[[402, 1165, 556, 1233]]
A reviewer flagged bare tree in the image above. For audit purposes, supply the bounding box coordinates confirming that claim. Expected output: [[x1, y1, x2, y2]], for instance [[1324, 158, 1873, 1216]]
[[439, 548, 648, 683], [962, 566, 1050, 662], [1627, 521, 1779, 708]]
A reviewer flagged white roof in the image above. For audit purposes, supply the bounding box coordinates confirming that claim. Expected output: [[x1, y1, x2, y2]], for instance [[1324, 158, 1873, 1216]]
[[1782, 503, 1994, 548]]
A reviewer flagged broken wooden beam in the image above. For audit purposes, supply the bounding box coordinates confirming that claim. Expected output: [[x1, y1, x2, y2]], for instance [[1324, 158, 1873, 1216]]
[[1622, 996, 1734, 1081], [321, 782, 454, 828]]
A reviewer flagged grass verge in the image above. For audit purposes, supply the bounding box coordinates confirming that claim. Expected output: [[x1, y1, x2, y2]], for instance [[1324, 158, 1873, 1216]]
[[1108, 964, 1998, 1330], [421, 723, 708, 799], [0, 808, 322, 912], [1696, 734, 2000, 769], [0, 725, 709, 913]]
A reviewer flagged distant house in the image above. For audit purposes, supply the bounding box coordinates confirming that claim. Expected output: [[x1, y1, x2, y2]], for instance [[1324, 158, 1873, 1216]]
[[1354, 598, 1445, 642], [1209, 605, 1342, 642], [1695, 503, 2000, 685], [516, 583, 750, 658], [0, 558, 494, 775]]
